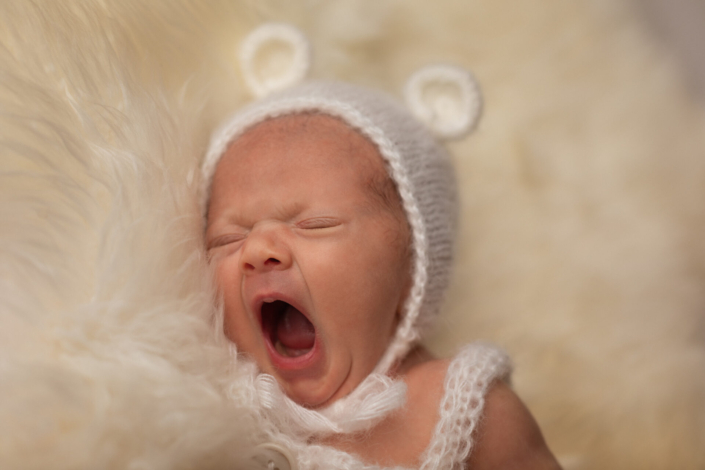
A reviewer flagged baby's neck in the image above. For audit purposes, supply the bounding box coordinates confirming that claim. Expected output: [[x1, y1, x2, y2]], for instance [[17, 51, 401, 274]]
[[393, 344, 435, 376]]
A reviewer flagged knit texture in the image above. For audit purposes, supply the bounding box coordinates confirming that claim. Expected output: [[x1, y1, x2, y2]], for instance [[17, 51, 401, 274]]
[[419, 344, 512, 470], [254, 371, 407, 437]]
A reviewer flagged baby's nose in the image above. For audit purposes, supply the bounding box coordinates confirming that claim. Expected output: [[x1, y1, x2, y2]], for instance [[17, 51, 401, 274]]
[[239, 223, 292, 274]]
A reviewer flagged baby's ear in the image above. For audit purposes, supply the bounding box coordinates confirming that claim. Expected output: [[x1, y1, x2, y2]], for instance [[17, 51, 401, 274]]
[[404, 65, 483, 140], [396, 263, 414, 321], [239, 23, 312, 98]]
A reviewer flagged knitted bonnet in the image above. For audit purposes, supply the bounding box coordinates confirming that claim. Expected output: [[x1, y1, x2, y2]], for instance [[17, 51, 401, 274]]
[[200, 23, 482, 434]]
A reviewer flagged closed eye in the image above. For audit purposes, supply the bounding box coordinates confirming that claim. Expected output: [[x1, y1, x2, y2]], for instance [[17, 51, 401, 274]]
[[296, 217, 342, 230], [206, 233, 247, 250]]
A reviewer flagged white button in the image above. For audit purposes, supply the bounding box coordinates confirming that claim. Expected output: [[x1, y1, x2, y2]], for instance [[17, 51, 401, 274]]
[[248, 443, 296, 470]]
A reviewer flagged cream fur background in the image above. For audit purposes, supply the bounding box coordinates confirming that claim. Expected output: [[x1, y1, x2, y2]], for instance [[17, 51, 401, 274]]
[[1, 1, 704, 469]]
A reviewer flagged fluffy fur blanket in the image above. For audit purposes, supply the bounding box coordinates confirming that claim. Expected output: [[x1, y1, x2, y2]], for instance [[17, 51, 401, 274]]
[[1, 1, 704, 469]]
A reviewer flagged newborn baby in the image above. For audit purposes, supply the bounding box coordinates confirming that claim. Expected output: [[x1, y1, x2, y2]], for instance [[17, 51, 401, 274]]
[[202, 81, 560, 469]]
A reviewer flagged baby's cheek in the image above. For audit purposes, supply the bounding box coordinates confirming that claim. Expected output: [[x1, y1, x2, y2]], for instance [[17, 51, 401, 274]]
[[210, 250, 239, 283], [212, 258, 246, 334], [221, 292, 254, 353]]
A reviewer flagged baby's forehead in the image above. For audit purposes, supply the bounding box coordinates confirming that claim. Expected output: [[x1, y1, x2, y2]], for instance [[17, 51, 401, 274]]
[[219, 113, 390, 181], [237, 113, 372, 152], [209, 112, 404, 219]]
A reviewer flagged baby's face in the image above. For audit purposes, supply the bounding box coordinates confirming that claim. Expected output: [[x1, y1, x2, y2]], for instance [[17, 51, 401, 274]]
[[206, 114, 410, 407]]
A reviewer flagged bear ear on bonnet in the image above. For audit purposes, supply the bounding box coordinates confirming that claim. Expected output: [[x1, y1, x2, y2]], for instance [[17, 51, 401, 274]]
[[404, 64, 482, 140], [238, 22, 482, 139], [239, 22, 312, 98]]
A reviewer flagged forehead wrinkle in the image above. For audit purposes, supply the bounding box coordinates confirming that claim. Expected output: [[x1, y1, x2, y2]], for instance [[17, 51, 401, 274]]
[[226, 195, 307, 227], [269, 199, 306, 223]]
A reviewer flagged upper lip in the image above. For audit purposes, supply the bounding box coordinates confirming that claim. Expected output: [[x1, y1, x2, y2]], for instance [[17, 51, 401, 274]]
[[240, 269, 311, 327]]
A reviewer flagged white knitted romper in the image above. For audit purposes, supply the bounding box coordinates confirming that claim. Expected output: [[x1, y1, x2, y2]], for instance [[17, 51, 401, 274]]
[[283, 343, 512, 470]]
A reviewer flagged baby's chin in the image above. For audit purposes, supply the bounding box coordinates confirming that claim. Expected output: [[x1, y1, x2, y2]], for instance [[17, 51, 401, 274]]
[[274, 360, 362, 409]]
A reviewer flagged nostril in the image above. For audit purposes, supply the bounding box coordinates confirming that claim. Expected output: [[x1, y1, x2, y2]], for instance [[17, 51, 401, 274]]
[[242, 256, 284, 273]]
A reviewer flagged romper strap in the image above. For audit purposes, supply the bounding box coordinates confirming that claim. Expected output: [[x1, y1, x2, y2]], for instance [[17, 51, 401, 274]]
[[418, 343, 512, 470]]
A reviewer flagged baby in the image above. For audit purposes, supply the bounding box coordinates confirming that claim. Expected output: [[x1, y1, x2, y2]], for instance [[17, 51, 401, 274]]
[[202, 81, 560, 469]]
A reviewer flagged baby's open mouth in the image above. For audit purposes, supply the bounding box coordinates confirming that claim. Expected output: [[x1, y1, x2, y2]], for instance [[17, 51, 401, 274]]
[[261, 300, 316, 358]]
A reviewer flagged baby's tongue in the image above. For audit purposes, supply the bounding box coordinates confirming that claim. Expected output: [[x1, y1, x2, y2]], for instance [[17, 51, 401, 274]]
[[277, 305, 315, 351]]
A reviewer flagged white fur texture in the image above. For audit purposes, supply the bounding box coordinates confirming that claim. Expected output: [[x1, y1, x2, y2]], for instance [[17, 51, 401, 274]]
[[0, 2, 263, 469], [2, 1, 704, 469]]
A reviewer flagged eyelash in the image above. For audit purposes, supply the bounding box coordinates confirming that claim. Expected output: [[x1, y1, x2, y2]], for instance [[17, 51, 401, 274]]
[[208, 218, 341, 249], [207, 233, 246, 250], [295, 217, 341, 230]]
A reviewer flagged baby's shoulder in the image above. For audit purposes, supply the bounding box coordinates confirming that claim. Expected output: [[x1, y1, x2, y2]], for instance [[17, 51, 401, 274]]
[[403, 348, 561, 469], [469, 381, 562, 469]]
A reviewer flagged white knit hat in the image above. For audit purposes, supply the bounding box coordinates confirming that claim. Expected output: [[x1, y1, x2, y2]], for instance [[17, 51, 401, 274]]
[[202, 79, 458, 375], [200, 23, 482, 436]]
